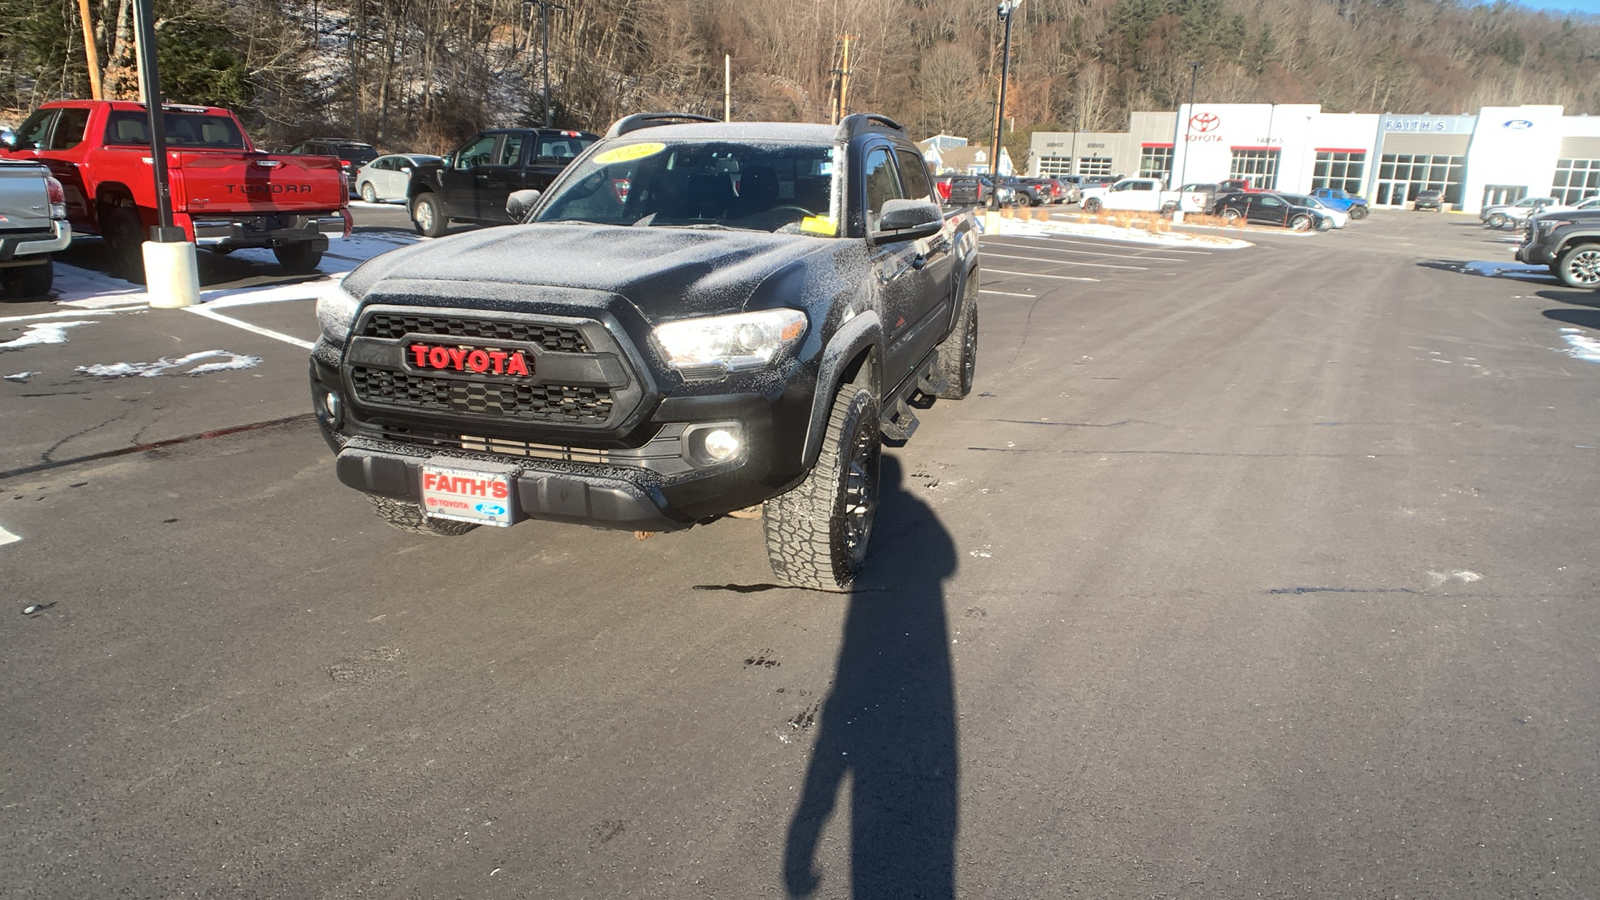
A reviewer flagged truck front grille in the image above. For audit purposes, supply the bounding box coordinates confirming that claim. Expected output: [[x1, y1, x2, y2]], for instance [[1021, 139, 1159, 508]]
[[363, 313, 589, 353], [351, 367, 613, 423]]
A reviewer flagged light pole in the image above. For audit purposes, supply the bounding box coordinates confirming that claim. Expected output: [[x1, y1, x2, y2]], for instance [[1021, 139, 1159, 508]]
[[522, 0, 564, 127], [1173, 61, 1200, 223], [989, 0, 1022, 209]]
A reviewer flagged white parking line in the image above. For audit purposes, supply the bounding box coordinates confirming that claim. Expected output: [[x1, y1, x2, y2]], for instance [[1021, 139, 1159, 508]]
[[185, 307, 315, 350], [980, 289, 1035, 297], [0, 524, 19, 547], [0, 306, 146, 325], [980, 251, 1147, 271], [982, 239, 1188, 263], [985, 268, 1100, 282], [1029, 235, 1215, 255]]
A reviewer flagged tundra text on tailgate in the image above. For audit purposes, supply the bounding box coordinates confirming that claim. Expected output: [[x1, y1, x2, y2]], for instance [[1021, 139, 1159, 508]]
[[310, 112, 979, 590]]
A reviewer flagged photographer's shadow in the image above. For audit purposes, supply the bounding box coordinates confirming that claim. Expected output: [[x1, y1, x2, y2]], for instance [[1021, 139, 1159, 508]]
[[784, 456, 959, 898]]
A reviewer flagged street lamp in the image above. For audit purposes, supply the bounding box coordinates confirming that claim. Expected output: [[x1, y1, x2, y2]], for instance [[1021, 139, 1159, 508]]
[[522, 0, 564, 127], [1173, 61, 1200, 223], [989, 0, 1022, 209]]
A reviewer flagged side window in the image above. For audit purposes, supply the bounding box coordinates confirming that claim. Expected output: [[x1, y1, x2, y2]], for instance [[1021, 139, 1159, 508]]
[[1259, 195, 1283, 208], [456, 135, 496, 170], [863, 147, 902, 232], [14, 109, 58, 150], [894, 149, 933, 203], [538, 137, 576, 159], [47, 109, 90, 150], [1112, 181, 1132, 192], [498, 134, 525, 166]]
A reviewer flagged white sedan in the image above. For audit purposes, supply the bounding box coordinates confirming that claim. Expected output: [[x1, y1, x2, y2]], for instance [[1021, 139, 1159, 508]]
[[354, 154, 442, 204]]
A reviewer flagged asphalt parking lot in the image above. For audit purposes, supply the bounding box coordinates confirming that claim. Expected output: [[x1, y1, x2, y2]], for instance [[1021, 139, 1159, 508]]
[[3, 210, 1598, 898]]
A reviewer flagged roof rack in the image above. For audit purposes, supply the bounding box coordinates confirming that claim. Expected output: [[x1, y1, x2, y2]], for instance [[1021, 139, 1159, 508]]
[[835, 113, 905, 142], [605, 113, 722, 139]]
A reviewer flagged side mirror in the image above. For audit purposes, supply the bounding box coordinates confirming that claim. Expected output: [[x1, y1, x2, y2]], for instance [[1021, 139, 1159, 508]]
[[506, 189, 542, 222], [443, 152, 455, 168], [874, 199, 943, 242], [400, 165, 412, 174], [0, 127, 15, 150]]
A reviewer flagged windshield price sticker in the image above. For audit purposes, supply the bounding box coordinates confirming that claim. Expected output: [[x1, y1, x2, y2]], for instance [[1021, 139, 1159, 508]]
[[592, 142, 666, 166], [421, 465, 516, 526]]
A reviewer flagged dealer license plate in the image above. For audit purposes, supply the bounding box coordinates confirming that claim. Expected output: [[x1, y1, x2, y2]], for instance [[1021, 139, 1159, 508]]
[[420, 464, 516, 527]]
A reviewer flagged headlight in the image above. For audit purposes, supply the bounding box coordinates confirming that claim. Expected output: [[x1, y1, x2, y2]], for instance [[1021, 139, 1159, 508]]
[[1539, 219, 1572, 233], [653, 309, 807, 378], [316, 278, 361, 343]]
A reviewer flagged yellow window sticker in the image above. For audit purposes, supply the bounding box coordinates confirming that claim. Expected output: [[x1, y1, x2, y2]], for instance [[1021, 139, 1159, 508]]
[[591, 142, 666, 165], [799, 215, 837, 236]]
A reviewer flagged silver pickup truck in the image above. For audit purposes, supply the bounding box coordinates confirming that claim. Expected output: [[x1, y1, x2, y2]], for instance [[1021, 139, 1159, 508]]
[[0, 158, 72, 300]]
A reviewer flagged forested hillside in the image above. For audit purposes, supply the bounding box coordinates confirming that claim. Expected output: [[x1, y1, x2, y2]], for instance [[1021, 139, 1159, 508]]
[[2, 0, 1597, 157]]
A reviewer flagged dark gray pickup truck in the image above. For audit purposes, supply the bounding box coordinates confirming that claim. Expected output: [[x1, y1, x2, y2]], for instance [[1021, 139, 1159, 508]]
[[0, 159, 71, 300], [1518, 209, 1600, 289], [313, 112, 979, 589]]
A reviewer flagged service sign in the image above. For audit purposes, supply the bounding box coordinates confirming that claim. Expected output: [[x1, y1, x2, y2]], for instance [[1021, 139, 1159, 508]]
[[421, 465, 516, 526]]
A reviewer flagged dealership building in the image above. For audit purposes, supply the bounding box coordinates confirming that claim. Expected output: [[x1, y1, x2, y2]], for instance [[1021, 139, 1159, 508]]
[[1027, 103, 1600, 214]]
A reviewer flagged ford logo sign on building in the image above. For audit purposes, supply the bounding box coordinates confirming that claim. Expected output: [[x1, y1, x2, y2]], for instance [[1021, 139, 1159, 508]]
[[1503, 119, 1534, 130]]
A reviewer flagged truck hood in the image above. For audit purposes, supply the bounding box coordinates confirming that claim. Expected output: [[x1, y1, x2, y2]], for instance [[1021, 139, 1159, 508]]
[[344, 223, 837, 319]]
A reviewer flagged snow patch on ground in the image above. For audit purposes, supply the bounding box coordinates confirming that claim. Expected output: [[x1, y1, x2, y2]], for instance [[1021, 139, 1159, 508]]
[[1558, 328, 1600, 363], [4, 371, 39, 382], [0, 320, 96, 350], [984, 215, 1253, 249], [1460, 261, 1554, 280], [54, 233, 419, 309], [76, 350, 262, 378]]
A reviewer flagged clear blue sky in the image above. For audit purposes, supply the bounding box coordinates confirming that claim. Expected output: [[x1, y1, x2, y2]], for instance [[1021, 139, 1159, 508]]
[[1511, 0, 1600, 14]]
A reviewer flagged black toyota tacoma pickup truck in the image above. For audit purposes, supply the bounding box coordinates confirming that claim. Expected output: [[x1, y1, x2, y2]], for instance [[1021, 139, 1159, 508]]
[[406, 127, 598, 237], [312, 112, 979, 589]]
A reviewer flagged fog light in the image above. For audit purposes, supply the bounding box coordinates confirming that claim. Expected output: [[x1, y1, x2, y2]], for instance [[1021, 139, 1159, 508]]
[[703, 428, 741, 461], [323, 390, 341, 420]]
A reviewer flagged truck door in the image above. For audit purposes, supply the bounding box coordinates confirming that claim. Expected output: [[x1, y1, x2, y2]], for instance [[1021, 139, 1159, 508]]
[[442, 133, 497, 219], [863, 145, 941, 391], [475, 133, 527, 223]]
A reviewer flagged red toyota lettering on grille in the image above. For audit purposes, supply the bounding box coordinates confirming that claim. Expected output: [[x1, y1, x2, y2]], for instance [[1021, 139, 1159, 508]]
[[407, 342, 532, 376]]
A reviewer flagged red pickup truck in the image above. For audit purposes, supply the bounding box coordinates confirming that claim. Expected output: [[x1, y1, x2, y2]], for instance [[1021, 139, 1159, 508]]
[[0, 100, 351, 281]]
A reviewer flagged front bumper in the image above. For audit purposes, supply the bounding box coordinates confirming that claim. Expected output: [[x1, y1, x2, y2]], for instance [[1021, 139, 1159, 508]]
[[1515, 240, 1554, 265], [0, 219, 71, 263], [335, 438, 687, 531]]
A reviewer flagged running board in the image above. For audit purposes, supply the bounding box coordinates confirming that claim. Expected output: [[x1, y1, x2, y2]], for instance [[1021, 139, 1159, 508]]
[[917, 353, 950, 397], [880, 396, 919, 441]]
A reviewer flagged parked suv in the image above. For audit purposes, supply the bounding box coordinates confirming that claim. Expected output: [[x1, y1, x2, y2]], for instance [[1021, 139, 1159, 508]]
[[1516, 209, 1600, 289], [311, 112, 980, 589], [1482, 196, 1557, 230], [289, 138, 380, 186], [1413, 189, 1444, 212]]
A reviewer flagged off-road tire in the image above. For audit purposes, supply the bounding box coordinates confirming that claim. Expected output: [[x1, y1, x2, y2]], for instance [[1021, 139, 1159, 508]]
[[412, 191, 447, 237], [273, 242, 323, 274], [360, 182, 378, 203], [1, 260, 53, 300], [367, 494, 479, 536], [763, 383, 881, 591], [933, 275, 977, 400], [1083, 197, 1103, 213], [1487, 213, 1508, 229], [1290, 214, 1313, 232], [1350, 205, 1369, 220], [105, 206, 145, 284], [1555, 243, 1600, 289]]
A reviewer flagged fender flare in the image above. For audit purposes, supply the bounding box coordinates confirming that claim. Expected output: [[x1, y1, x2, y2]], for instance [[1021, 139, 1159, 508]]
[[802, 311, 883, 468]]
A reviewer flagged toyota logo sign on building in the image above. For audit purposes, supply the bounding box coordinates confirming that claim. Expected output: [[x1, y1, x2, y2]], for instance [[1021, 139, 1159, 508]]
[[1190, 112, 1220, 133]]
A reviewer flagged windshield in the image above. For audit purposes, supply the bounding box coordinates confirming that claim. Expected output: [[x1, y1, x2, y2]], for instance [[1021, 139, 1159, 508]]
[[534, 140, 839, 235]]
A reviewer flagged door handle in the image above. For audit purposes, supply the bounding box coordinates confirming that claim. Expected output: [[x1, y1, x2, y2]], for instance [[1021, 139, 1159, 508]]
[[911, 254, 927, 270]]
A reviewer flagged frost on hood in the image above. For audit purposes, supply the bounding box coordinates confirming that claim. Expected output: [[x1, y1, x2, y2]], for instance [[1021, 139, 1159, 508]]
[[75, 350, 262, 378], [0, 321, 96, 351]]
